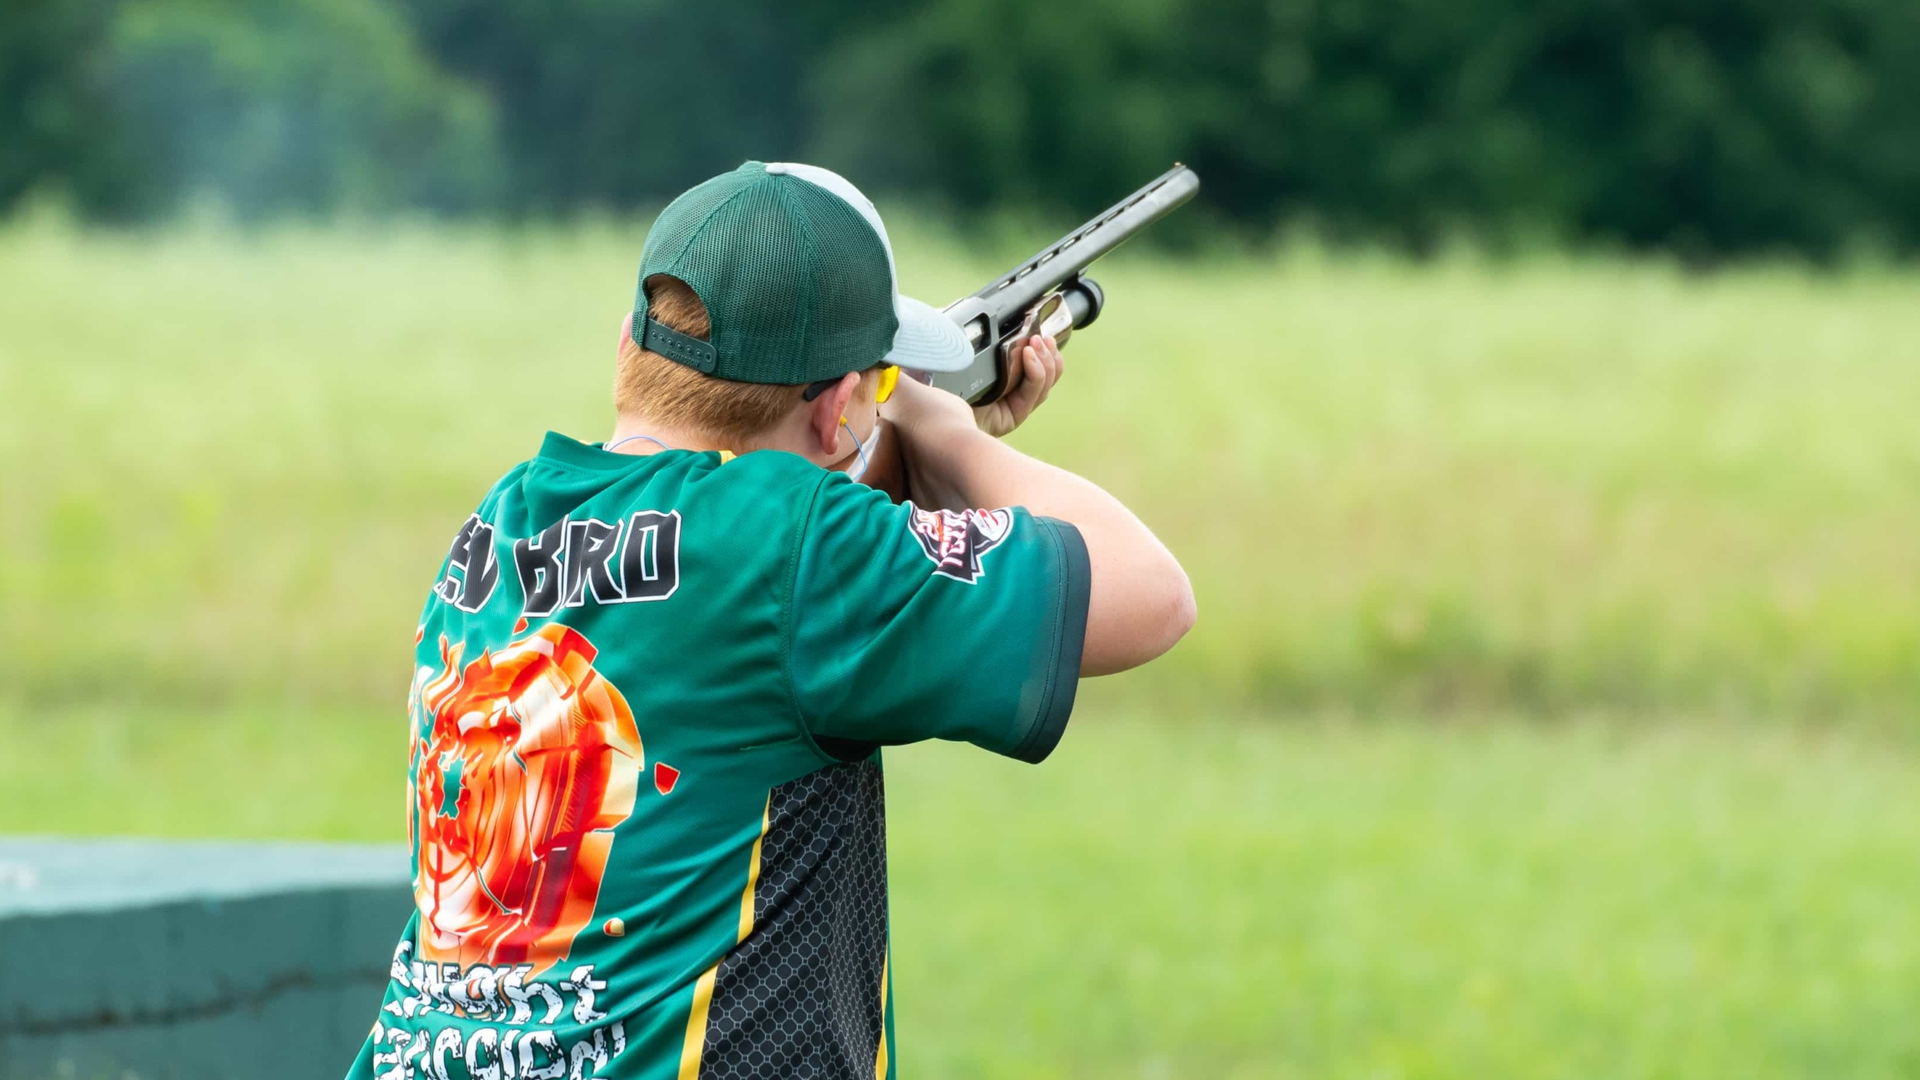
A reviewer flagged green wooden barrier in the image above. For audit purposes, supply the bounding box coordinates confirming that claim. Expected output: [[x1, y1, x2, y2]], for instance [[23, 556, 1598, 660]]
[[0, 838, 410, 1080]]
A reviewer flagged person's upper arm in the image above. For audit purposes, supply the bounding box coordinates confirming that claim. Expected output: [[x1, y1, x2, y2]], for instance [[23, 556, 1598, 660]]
[[785, 473, 1091, 763]]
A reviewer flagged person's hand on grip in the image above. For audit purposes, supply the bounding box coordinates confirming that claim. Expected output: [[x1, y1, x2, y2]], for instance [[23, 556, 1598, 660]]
[[973, 335, 1064, 438]]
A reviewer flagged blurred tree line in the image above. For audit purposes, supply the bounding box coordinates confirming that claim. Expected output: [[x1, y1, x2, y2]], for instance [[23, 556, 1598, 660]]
[[6, 0, 1919, 257]]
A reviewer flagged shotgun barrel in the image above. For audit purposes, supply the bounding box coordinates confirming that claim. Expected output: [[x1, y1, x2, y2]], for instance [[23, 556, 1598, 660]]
[[928, 164, 1201, 404]]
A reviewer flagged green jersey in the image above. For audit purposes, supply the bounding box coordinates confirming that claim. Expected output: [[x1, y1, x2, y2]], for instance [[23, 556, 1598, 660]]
[[347, 432, 1089, 1080]]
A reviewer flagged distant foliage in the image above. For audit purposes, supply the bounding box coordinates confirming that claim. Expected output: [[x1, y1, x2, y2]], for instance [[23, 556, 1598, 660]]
[[810, 0, 1920, 257], [1, 0, 131, 216], [104, 0, 501, 218], [391, 0, 843, 215], [5, 0, 498, 220], [5, 0, 1919, 254]]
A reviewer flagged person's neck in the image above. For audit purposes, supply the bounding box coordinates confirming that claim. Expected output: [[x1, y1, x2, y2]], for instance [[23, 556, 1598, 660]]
[[606, 415, 734, 455], [607, 412, 848, 470]]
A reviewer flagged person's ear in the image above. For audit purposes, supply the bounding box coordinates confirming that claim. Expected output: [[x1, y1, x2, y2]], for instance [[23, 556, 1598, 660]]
[[619, 311, 635, 352], [809, 372, 861, 457]]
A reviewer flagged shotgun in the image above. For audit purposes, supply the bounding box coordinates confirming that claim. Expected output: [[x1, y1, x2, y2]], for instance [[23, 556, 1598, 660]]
[[858, 164, 1201, 500], [931, 163, 1200, 406]]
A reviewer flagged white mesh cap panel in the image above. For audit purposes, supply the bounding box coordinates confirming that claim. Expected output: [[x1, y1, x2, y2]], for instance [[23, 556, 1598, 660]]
[[764, 161, 974, 371], [766, 162, 899, 296]]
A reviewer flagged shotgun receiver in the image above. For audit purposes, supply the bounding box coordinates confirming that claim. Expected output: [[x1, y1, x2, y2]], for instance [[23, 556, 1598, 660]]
[[926, 164, 1201, 404]]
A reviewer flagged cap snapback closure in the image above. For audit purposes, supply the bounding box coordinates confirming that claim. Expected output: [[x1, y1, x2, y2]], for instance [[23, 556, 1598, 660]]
[[633, 312, 718, 373]]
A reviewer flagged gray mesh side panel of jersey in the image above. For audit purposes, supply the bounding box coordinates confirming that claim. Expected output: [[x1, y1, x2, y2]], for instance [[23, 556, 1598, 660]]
[[698, 758, 888, 1080]]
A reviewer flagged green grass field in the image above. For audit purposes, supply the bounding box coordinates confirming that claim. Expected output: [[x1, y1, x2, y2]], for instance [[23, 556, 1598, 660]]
[[3, 216, 1918, 715], [4, 218, 1919, 1077]]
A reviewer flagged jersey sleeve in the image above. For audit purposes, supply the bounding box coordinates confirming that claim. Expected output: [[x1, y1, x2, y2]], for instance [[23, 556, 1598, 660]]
[[785, 473, 1091, 764]]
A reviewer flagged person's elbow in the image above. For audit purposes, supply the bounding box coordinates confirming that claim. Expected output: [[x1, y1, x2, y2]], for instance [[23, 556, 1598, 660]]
[[1081, 551, 1196, 675], [1153, 556, 1198, 657]]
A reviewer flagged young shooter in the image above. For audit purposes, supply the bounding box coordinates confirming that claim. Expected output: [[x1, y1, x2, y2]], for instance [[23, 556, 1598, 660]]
[[348, 162, 1194, 1080]]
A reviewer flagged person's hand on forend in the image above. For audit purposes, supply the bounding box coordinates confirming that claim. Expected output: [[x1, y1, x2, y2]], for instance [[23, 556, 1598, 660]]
[[973, 334, 1064, 438]]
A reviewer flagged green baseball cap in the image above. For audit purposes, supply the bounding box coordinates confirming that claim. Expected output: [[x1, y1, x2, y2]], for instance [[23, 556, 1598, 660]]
[[631, 161, 974, 385]]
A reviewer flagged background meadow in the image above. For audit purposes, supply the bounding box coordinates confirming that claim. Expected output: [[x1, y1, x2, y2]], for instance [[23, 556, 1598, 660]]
[[4, 217, 1917, 715]]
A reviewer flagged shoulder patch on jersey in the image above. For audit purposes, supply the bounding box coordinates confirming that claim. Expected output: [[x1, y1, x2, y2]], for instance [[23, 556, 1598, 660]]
[[906, 506, 1014, 583]]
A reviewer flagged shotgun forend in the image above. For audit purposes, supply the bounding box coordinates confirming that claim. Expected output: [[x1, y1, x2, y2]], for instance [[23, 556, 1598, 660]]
[[928, 164, 1201, 405]]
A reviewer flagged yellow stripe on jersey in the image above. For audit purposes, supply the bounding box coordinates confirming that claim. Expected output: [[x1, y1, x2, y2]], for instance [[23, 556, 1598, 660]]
[[679, 796, 772, 1080], [739, 799, 768, 940], [677, 966, 719, 1080], [874, 954, 890, 1078]]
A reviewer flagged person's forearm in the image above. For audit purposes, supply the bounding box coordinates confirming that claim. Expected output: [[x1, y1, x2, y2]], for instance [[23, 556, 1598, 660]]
[[907, 424, 1120, 525], [905, 423, 1195, 675]]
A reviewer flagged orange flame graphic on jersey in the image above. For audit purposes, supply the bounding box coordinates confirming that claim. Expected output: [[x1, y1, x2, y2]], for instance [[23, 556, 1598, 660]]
[[411, 624, 641, 975]]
